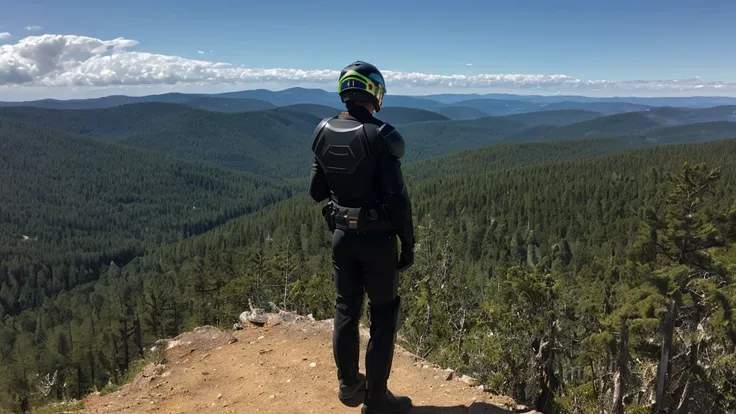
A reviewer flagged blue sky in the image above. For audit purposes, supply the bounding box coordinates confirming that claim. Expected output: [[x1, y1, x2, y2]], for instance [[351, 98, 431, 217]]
[[1, 0, 735, 99]]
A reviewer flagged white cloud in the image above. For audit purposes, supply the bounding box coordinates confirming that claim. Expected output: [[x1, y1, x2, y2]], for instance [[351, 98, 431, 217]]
[[0, 32, 11, 40], [197, 50, 205, 54], [25, 26, 43, 32], [466, 63, 473, 67], [1, 34, 736, 97]]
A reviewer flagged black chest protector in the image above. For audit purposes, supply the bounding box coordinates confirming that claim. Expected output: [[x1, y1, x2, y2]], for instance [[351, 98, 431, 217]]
[[311, 116, 377, 176], [311, 113, 388, 208]]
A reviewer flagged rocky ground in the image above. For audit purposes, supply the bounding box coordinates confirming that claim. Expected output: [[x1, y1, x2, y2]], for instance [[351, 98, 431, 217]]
[[76, 311, 540, 414]]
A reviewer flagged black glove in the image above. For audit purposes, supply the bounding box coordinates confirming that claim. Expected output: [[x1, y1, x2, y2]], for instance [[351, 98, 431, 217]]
[[397, 246, 415, 272]]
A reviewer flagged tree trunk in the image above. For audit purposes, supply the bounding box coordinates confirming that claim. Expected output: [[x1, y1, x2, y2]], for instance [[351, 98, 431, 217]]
[[675, 301, 703, 414], [612, 322, 629, 414], [654, 297, 678, 412], [134, 313, 144, 357], [87, 349, 95, 389], [421, 275, 432, 356], [76, 363, 82, 399], [120, 319, 130, 371], [537, 320, 559, 414]]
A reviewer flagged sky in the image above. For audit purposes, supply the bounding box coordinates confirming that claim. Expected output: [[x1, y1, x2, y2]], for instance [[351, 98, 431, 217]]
[[1, 0, 736, 100]]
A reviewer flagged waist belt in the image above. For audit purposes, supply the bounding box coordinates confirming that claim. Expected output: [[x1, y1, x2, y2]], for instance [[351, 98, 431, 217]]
[[323, 202, 394, 233]]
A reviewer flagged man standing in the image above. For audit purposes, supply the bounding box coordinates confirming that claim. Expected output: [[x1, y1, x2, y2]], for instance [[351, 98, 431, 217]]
[[308, 61, 416, 413]]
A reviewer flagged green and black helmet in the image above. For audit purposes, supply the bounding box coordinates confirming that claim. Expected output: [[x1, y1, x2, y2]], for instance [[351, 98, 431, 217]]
[[337, 61, 387, 112]]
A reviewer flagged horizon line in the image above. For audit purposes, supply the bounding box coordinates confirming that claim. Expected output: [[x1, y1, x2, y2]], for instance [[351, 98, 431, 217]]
[[3, 85, 736, 104]]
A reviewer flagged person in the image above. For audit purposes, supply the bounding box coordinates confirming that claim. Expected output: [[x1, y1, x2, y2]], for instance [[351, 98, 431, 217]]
[[308, 60, 416, 413]]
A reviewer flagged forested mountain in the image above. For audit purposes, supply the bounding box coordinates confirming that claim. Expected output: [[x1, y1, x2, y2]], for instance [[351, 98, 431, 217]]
[[375, 107, 451, 124], [5, 88, 736, 116], [424, 92, 736, 108], [274, 104, 339, 119], [4, 99, 736, 185], [535, 111, 662, 139], [119, 108, 319, 178], [438, 105, 489, 120], [216, 87, 342, 108], [501, 109, 603, 126], [398, 117, 527, 161], [445, 98, 538, 115], [644, 105, 736, 124], [505, 114, 736, 144], [0, 93, 276, 113], [536, 100, 653, 114], [639, 121, 736, 143], [0, 103, 200, 140], [178, 96, 276, 113], [0, 116, 294, 315]]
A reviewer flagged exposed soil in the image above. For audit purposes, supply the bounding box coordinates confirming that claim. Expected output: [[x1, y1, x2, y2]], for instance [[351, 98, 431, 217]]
[[78, 317, 538, 414]]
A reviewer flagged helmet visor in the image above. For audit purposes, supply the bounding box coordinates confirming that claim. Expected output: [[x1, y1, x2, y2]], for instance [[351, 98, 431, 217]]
[[340, 79, 368, 91], [375, 83, 385, 108]]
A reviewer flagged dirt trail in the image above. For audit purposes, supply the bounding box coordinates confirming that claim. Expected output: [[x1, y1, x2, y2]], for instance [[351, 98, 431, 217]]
[[79, 316, 538, 414]]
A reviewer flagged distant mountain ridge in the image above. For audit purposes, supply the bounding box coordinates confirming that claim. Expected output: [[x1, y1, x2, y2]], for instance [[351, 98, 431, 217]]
[[5, 87, 736, 118], [4, 99, 736, 180]]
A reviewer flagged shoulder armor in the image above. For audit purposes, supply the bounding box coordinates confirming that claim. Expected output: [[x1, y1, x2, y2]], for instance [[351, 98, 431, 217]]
[[378, 123, 405, 159], [310, 117, 331, 153]]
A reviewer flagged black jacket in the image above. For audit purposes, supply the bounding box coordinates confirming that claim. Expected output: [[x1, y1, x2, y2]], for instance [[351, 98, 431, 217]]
[[308, 106, 415, 250]]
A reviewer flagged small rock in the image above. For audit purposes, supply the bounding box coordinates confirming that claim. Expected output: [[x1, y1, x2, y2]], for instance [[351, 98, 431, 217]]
[[476, 385, 485, 392], [228, 338, 238, 344], [233, 323, 243, 331], [202, 371, 210, 376], [422, 365, 430, 369], [443, 369, 455, 380], [309, 362, 317, 368], [269, 395, 275, 399], [238, 311, 251, 324], [266, 314, 283, 327], [217, 393, 223, 399], [257, 335, 264, 340], [515, 404, 530, 412], [459, 375, 479, 386], [281, 312, 300, 323]]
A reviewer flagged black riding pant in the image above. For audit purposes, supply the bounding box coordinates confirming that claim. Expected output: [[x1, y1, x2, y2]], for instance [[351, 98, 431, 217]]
[[331, 228, 400, 399]]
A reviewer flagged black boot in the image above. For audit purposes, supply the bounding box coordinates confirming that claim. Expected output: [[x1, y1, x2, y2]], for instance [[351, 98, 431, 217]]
[[361, 389, 412, 413], [339, 372, 366, 400]]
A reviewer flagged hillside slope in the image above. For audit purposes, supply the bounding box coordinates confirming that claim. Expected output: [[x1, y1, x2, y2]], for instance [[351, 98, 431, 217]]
[[0, 94, 276, 113], [78, 316, 536, 414], [501, 109, 602, 126], [438, 106, 489, 120], [0, 103, 198, 140], [0, 117, 293, 313], [376, 107, 451, 124], [120, 108, 319, 178]]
